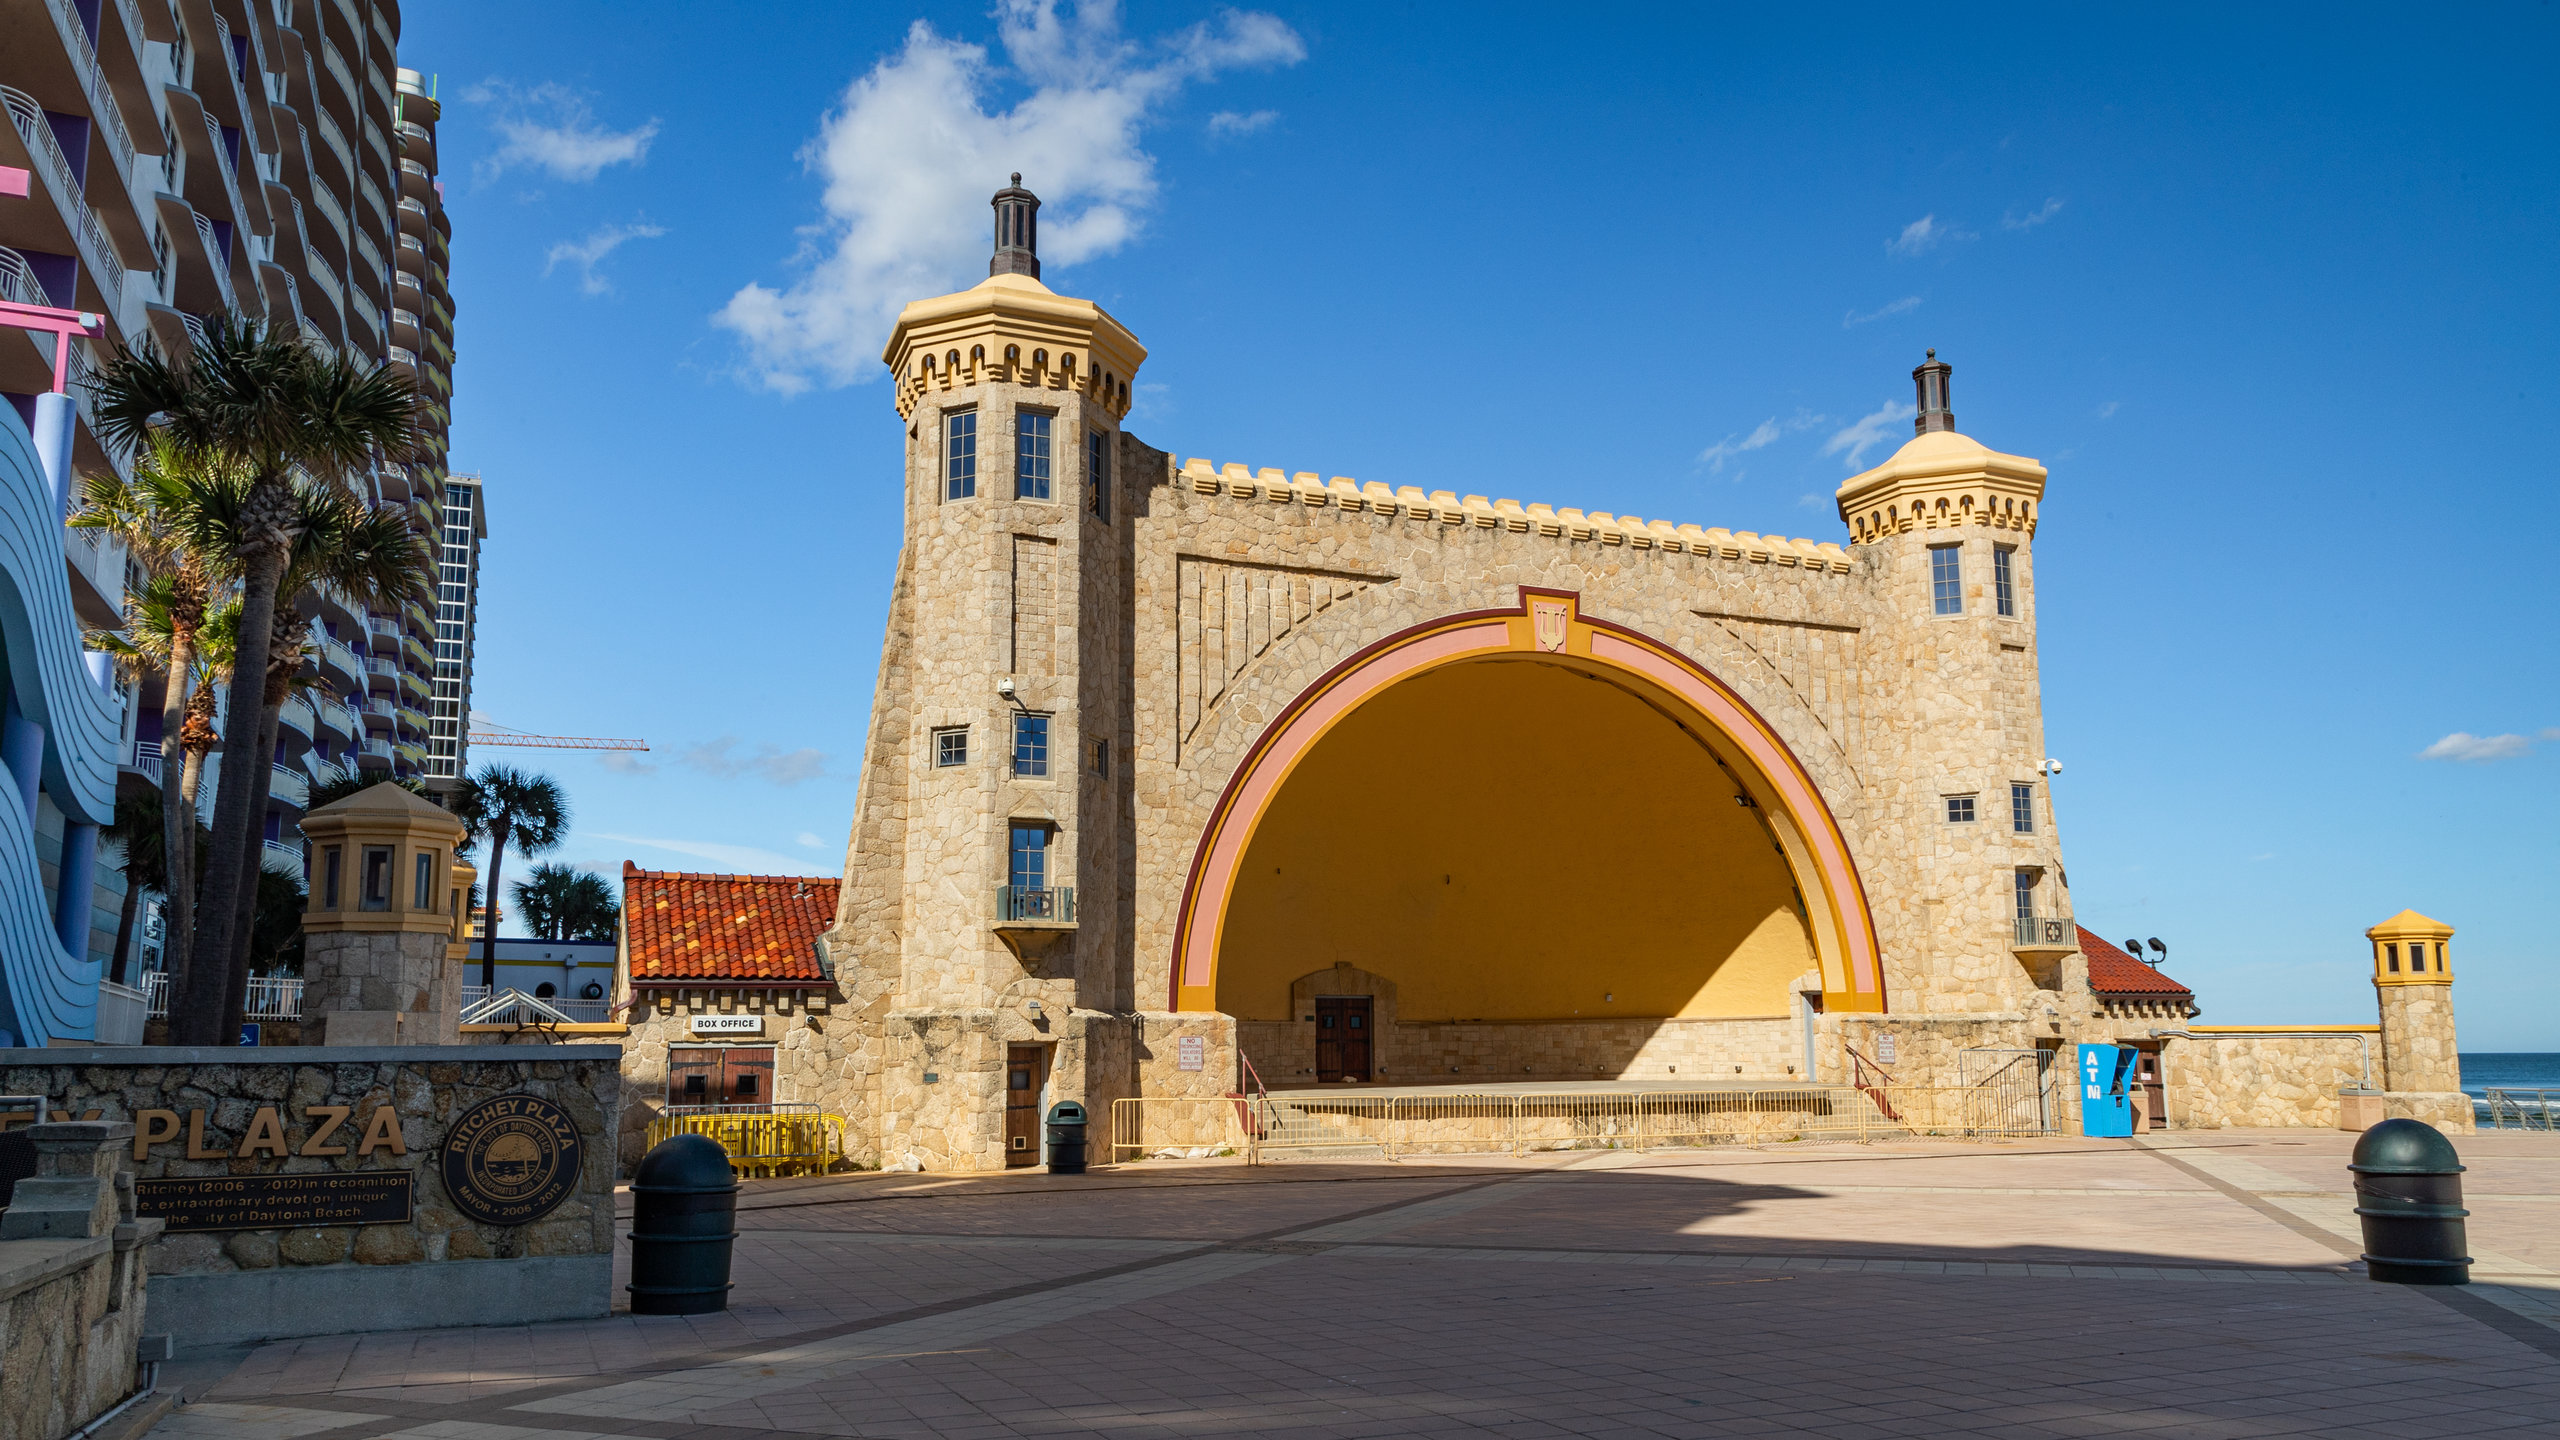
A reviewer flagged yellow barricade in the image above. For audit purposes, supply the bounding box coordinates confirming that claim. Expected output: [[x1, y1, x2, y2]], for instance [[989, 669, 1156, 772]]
[[643, 1111, 849, 1177]]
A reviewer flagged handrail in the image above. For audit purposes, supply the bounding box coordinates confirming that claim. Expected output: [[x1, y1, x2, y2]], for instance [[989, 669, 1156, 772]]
[[188, 212, 237, 311], [0, 246, 57, 308], [1, 85, 128, 304], [42, 0, 139, 178]]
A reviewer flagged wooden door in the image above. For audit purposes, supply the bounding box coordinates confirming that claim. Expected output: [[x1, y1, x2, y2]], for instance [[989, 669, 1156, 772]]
[[1314, 997, 1373, 1082], [667, 1048, 776, 1109], [1005, 1045, 1044, 1167]]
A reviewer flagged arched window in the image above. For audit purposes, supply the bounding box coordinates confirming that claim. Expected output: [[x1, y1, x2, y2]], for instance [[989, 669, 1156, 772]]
[[971, 345, 984, 364], [946, 349, 960, 371], [922, 354, 936, 373], [1033, 348, 1048, 368], [1061, 352, 1076, 372], [1005, 344, 1020, 363]]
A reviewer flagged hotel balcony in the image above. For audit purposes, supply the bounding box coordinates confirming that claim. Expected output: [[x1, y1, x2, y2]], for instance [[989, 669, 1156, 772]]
[[268, 761, 309, 811], [278, 692, 316, 742], [1, 83, 131, 315], [358, 695, 396, 729], [318, 635, 366, 693], [355, 737, 393, 769], [363, 655, 401, 692]]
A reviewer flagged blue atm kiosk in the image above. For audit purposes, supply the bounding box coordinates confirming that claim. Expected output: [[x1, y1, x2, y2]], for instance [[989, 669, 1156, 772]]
[[2078, 1043, 2137, 1137]]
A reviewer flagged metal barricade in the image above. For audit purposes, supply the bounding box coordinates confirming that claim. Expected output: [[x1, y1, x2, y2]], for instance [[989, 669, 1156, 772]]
[[1108, 1095, 1249, 1161], [641, 1111, 848, 1178]]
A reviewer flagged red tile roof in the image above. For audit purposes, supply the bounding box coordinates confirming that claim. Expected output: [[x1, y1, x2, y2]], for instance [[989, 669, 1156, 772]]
[[2080, 928, 2194, 997], [622, 862, 838, 985]]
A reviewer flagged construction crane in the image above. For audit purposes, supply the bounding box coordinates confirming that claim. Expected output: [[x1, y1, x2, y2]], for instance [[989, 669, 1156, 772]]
[[467, 720, 648, 752]]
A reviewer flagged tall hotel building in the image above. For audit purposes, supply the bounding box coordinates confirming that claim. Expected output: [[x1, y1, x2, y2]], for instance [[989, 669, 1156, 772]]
[[0, 0, 468, 1042]]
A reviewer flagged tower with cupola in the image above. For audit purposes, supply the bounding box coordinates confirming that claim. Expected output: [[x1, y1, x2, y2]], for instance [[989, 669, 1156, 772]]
[[827, 178, 1152, 1167], [1836, 355, 2070, 1022]]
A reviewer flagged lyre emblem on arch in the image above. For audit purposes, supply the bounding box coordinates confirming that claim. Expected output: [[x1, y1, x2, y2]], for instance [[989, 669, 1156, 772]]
[[1531, 599, 1570, 653]]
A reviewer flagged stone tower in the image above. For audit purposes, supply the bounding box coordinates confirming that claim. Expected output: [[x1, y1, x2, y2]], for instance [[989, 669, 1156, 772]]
[[1835, 355, 2070, 1031], [835, 177, 1151, 1167], [298, 782, 473, 1044], [2366, 908, 2469, 1129]]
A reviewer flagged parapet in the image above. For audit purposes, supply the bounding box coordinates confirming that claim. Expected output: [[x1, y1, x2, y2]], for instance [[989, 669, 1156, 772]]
[[1169, 458, 1855, 574], [885, 273, 1147, 422]]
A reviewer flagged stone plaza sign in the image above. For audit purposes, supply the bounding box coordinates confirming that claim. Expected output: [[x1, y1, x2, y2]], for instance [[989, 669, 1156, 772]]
[[0, 1045, 621, 1345]]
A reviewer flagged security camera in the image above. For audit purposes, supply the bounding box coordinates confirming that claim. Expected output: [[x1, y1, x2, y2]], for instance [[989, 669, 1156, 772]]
[[2040, 758, 2063, 776], [997, 677, 1016, 699]]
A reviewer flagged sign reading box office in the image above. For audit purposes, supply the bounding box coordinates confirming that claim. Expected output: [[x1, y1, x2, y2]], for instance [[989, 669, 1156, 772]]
[[120, 1095, 584, 1233]]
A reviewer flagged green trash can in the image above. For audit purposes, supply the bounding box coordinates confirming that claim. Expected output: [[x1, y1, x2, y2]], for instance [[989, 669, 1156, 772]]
[[1046, 1100, 1089, 1175], [628, 1133, 739, 1314], [2349, 1118, 2471, 1285]]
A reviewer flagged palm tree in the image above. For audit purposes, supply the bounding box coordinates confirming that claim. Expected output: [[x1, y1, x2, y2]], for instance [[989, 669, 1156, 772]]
[[210, 486, 434, 1036], [451, 765, 569, 990], [70, 442, 247, 1000], [88, 316, 419, 1045], [512, 863, 621, 943]]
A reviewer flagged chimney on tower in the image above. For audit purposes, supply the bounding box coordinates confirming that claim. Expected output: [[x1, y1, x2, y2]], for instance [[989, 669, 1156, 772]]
[[1912, 349, 1953, 435], [991, 174, 1040, 279]]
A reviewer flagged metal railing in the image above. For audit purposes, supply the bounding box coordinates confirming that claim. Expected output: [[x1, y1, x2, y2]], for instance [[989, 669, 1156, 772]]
[[123, 739, 163, 782], [143, 972, 302, 1019], [189, 211, 238, 312], [320, 40, 360, 113], [2482, 1089, 2557, 1131], [2, 85, 127, 303], [0, 245, 57, 307], [459, 987, 612, 1025], [999, 886, 1075, 922], [642, 1112, 848, 1178], [1114, 1080, 2056, 1165], [2014, 913, 2075, 948], [42, 0, 139, 179]]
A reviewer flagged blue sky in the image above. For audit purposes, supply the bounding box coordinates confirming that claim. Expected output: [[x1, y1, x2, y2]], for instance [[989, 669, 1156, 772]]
[[401, 3, 2558, 1048]]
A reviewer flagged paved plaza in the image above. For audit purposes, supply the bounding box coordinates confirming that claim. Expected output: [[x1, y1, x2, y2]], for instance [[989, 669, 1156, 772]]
[[151, 1129, 2560, 1439]]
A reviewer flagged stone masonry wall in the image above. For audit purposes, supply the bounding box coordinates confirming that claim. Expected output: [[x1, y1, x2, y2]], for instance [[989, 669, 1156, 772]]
[[2159, 1036, 2370, 1129]]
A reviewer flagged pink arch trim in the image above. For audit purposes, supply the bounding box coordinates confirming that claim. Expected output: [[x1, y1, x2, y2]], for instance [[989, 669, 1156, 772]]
[[1168, 591, 1884, 1012]]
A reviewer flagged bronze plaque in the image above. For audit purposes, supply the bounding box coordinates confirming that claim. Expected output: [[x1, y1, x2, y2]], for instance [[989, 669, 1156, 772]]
[[136, 1171, 414, 1233], [440, 1094, 583, 1228]]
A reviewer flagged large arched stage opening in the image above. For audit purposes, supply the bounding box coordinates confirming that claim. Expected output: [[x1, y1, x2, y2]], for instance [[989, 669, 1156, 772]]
[[1171, 591, 1886, 1061]]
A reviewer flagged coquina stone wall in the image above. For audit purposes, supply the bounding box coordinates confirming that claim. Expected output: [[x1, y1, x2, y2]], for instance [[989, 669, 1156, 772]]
[[0, 1122, 158, 1440], [0, 1046, 621, 1344], [2158, 1035, 2371, 1129]]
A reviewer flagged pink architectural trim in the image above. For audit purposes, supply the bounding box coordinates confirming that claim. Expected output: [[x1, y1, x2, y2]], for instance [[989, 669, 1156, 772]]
[[0, 299, 106, 394], [1171, 593, 1884, 1009]]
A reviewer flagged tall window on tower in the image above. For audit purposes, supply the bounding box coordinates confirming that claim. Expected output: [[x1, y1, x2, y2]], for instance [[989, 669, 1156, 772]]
[[1009, 824, 1050, 894], [1993, 544, 2016, 617], [1086, 428, 1109, 519], [1017, 412, 1053, 500], [1929, 543, 1964, 615], [944, 410, 977, 500], [1012, 713, 1050, 777]]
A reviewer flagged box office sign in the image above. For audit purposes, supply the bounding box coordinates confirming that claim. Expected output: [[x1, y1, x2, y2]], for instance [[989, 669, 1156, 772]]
[[690, 1014, 764, 1037]]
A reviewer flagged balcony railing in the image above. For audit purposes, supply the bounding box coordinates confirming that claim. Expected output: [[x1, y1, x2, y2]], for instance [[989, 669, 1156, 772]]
[[122, 739, 163, 783], [2013, 914, 2076, 949], [144, 972, 302, 1019], [999, 886, 1076, 923], [189, 211, 238, 312], [313, 107, 353, 178], [2, 85, 127, 304], [0, 245, 58, 308], [41, 0, 139, 179]]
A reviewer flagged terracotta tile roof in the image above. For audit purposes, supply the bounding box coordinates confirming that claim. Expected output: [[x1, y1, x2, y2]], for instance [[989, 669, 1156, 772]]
[[622, 862, 838, 985], [2080, 928, 2194, 997]]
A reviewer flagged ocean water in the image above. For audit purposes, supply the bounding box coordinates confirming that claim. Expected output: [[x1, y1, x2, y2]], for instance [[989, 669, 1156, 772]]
[[2461, 1053, 2560, 1097]]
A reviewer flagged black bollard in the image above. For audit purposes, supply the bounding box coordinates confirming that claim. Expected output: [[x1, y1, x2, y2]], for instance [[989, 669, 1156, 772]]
[[627, 1133, 739, 1314], [2349, 1117, 2471, 1285], [1046, 1100, 1089, 1174]]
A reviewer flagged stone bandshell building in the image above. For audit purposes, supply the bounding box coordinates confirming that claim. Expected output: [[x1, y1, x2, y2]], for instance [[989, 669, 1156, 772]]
[[740, 183, 2126, 1172]]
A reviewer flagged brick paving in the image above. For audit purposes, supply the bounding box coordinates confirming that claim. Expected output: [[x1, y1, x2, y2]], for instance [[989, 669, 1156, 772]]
[[151, 1131, 2560, 1439]]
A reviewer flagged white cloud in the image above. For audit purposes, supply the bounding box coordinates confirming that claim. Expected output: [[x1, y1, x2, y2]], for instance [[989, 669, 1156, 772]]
[[796, 832, 828, 849], [598, 750, 658, 775], [1820, 399, 1916, 470], [469, 81, 660, 182], [1207, 108, 1279, 137], [680, 735, 833, 786], [2418, 732, 2536, 763], [543, 221, 666, 296], [715, 1, 1306, 395], [1887, 214, 1971, 257], [1843, 295, 1922, 328], [2004, 197, 2065, 231], [1695, 409, 1824, 474], [589, 832, 830, 876], [2095, 400, 2120, 419]]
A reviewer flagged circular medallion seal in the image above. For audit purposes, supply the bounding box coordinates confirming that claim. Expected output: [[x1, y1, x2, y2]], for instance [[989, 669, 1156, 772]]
[[439, 1094, 583, 1228]]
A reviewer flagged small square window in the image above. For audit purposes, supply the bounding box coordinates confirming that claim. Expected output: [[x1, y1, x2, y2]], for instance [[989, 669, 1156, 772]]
[[2010, 783, 2034, 833], [934, 727, 968, 768], [1013, 714, 1049, 777], [1930, 544, 1964, 616], [1944, 794, 1977, 823]]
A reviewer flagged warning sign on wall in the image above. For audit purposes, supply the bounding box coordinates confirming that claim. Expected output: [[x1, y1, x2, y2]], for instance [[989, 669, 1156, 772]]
[[1177, 1036, 1204, 1072]]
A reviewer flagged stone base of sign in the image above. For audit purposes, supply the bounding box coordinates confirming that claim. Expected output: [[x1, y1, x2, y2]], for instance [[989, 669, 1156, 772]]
[[2338, 1090, 2386, 1131], [147, 1253, 611, 1346], [0, 1046, 622, 1346]]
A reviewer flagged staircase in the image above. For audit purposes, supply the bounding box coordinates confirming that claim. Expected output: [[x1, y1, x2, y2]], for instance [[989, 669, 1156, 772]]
[[1249, 1092, 1388, 1161]]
